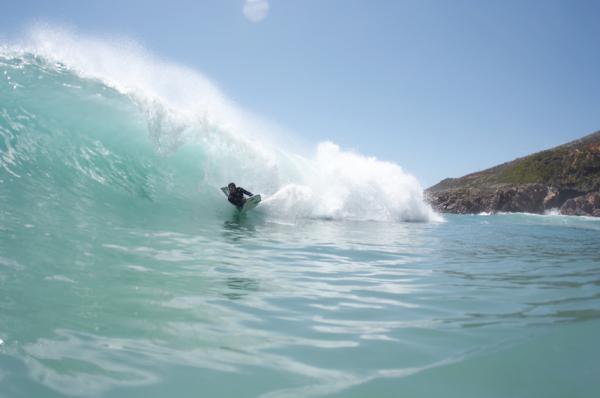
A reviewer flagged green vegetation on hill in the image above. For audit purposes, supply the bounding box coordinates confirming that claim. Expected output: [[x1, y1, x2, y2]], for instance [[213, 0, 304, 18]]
[[428, 131, 600, 193]]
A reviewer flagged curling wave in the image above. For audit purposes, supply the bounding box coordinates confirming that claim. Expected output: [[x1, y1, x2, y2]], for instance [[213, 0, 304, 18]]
[[0, 25, 439, 224]]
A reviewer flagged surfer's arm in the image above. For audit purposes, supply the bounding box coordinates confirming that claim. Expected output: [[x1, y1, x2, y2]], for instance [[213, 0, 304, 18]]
[[241, 188, 253, 196]]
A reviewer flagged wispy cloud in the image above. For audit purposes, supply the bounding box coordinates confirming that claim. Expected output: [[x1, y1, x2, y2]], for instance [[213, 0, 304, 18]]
[[243, 0, 270, 22]]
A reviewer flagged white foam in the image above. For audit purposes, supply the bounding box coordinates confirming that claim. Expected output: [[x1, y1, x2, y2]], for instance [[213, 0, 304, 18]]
[[44, 275, 76, 283], [262, 142, 440, 221]]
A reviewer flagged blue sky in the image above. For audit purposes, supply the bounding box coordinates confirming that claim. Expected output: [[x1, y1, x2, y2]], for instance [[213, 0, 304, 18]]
[[2, 0, 600, 187]]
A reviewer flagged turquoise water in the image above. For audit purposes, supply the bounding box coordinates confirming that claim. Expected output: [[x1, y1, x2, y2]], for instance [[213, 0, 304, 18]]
[[2, 44, 600, 398]]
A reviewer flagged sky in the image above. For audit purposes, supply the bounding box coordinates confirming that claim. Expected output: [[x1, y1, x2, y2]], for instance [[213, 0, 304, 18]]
[[1, 0, 600, 187]]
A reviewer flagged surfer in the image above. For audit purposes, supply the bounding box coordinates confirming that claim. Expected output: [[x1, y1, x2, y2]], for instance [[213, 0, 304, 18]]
[[227, 183, 253, 209]]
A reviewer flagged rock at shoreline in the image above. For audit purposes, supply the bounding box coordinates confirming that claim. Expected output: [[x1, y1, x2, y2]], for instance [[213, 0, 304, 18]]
[[428, 186, 600, 216], [560, 192, 600, 217], [427, 184, 549, 214]]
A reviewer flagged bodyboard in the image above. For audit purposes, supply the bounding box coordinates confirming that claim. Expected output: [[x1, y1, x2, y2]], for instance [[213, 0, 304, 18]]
[[220, 187, 261, 213]]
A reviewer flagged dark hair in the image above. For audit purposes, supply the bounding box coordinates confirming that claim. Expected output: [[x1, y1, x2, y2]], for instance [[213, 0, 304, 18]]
[[228, 182, 236, 188]]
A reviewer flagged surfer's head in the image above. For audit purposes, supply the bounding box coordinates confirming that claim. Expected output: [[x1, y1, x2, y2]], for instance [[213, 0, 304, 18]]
[[228, 182, 236, 193]]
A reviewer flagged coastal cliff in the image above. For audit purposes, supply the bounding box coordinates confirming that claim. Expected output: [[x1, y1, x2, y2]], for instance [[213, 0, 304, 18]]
[[426, 131, 600, 217]]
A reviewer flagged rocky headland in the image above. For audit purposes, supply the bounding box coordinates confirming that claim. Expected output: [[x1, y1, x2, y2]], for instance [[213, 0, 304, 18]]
[[426, 131, 600, 217]]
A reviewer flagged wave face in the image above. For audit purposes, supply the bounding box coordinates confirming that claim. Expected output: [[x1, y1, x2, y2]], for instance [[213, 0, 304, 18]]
[[0, 27, 438, 225]]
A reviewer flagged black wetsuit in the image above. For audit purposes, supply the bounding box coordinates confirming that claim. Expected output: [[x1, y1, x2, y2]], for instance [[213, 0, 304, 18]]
[[228, 187, 253, 208]]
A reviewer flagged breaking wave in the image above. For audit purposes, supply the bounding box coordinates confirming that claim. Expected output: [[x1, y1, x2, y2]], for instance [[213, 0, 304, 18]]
[[0, 25, 439, 225]]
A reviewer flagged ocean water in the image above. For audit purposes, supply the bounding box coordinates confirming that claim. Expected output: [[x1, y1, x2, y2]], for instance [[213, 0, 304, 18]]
[[1, 29, 600, 398]]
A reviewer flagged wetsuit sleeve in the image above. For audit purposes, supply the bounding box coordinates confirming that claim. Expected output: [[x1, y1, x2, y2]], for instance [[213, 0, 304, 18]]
[[241, 188, 253, 196]]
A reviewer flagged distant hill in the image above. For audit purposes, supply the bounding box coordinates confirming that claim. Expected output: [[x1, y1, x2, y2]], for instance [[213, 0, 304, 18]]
[[426, 131, 600, 216]]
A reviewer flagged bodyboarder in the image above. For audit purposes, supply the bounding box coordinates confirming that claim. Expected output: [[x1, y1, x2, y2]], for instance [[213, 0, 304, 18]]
[[227, 182, 253, 209]]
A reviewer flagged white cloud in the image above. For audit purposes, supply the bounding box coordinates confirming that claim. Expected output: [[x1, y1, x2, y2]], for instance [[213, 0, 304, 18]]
[[243, 0, 270, 22]]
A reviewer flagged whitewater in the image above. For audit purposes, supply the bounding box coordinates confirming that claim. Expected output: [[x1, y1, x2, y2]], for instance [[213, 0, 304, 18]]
[[1, 27, 599, 398]]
